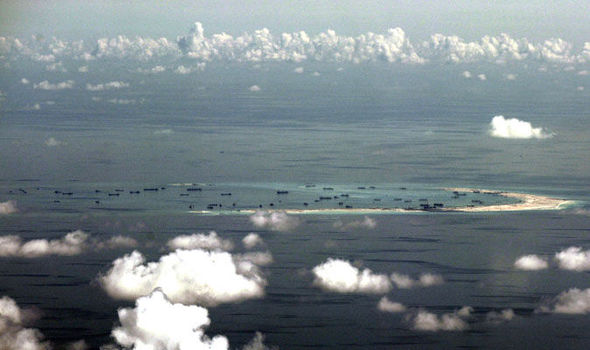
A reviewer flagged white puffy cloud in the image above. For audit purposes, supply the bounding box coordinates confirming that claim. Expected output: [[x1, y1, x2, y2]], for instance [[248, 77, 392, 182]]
[[477, 73, 487, 81], [293, 67, 304, 74], [1, 24, 589, 65], [377, 297, 406, 313], [242, 332, 276, 350], [486, 309, 515, 323], [153, 129, 174, 135], [0, 295, 49, 350], [167, 232, 234, 251], [390, 272, 444, 289], [249, 211, 300, 231], [96, 235, 138, 250], [461, 70, 471, 78], [85, 81, 129, 91], [33, 80, 74, 90], [0, 201, 17, 215], [0, 230, 89, 258], [333, 216, 377, 230], [45, 137, 64, 147], [555, 247, 590, 271], [98, 249, 266, 306], [505, 73, 517, 80], [248, 85, 261, 92], [312, 258, 391, 294], [107, 98, 136, 105], [407, 307, 472, 332], [20, 78, 29, 85], [514, 254, 548, 270], [242, 233, 264, 249], [539, 288, 590, 314], [111, 289, 229, 350], [0, 232, 137, 257], [489, 115, 553, 139], [174, 65, 192, 74]]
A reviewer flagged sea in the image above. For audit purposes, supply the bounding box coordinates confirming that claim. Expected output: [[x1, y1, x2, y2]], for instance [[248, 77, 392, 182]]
[[1, 60, 590, 349]]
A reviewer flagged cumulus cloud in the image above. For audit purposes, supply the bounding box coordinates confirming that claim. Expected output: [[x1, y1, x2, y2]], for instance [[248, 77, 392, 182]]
[[248, 85, 261, 92], [333, 216, 377, 230], [461, 70, 471, 78], [486, 309, 515, 323], [505, 73, 517, 80], [249, 211, 300, 231], [242, 233, 264, 249], [377, 297, 406, 313], [312, 258, 391, 294], [538, 288, 590, 314], [242, 332, 277, 350], [0, 232, 137, 257], [20, 78, 29, 84], [407, 307, 472, 332], [107, 98, 136, 105], [293, 67, 304, 74], [390, 272, 444, 289], [0, 201, 17, 215], [85, 81, 129, 91], [0, 230, 89, 258], [2, 24, 590, 65], [96, 235, 138, 250], [111, 289, 229, 350], [0, 295, 49, 350], [153, 129, 173, 135], [45, 137, 64, 147], [477, 73, 487, 81], [489, 115, 553, 139], [555, 247, 590, 271], [98, 248, 266, 306], [514, 254, 548, 270], [167, 231, 234, 251], [33, 80, 74, 90]]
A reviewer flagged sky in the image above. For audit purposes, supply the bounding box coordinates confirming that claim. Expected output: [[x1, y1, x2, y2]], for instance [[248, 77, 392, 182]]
[[1, 0, 589, 45]]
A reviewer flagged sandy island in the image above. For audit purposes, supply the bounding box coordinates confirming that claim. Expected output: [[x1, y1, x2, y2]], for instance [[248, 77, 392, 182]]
[[189, 188, 576, 215], [442, 188, 575, 212]]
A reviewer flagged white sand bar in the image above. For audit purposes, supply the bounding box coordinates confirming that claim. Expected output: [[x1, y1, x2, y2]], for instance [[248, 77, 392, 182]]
[[443, 188, 575, 212]]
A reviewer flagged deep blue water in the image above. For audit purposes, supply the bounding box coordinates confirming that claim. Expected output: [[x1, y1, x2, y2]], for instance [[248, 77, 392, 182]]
[[1, 61, 590, 349]]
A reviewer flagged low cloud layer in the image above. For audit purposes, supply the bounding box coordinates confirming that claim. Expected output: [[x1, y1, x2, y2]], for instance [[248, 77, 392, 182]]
[[33, 80, 74, 90], [407, 307, 472, 332], [0, 201, 17, 215], [377, 297, 406, 313], [539, 288, 590, 314], [85, 81, 129, 91], [0, 231, 137, 258], [514, 254, 549, 270], [489, 115, 553, 139], [1, 24, 589, 65], [0, 295, 49, 350], [0, 230, 89, 258], [250, 211, 300, 232], [167, 231, 234, 251], [554, 247, 590, 271], [486, 309, 515, 323], [110, 289, 275, 350], [98, 249, 267, 306], [390, 272, 444, 289], [333, 216, 377, 230], [111, 289, 229, 350], [242, 233, 264, 249], [312, 258, 391, 294]]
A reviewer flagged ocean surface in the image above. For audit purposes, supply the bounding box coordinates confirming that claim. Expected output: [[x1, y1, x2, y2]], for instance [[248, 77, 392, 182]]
[[1, 61, 590, 349]]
